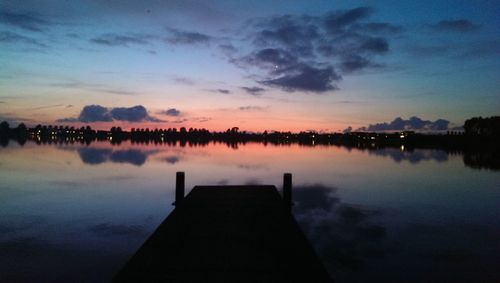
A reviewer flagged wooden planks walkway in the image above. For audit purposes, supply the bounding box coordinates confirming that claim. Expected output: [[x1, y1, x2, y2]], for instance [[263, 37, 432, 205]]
[[114, 173, 332, 282]]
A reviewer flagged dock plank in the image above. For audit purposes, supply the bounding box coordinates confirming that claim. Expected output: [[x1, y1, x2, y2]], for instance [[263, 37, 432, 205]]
[[114, 185, 332, 282]]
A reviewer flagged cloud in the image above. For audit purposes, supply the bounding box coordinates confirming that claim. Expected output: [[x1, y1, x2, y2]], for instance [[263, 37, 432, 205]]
[[240, 86, 265, 95], [260, 65, 340, 92], [48, 80, 138, 95], [243, 48, 298, 71], [358, 37, 389, 53], [218, 44, 237, 54], [30, 104, 65, 110], [351, 22, 403, 33], [90, 33, 154, 47], [429, 19, 479, 32], [78, 105, 112, 122], [165, 27, 213, 45], [0, 31, 46, 47], [323, 7, 372, 32], [190, 117, 211, 123], [171, 76, 196, 85], [356, 116, 450, 132], [0, 112, 36, 125], [58, 104, 162, 123], [254, 17, 319, 56], [215, 89, 230, 94], [160, 108, 181, 116], [110, 106, 155, 122], [238, 105, 266, 111], [232, 7, 398, 93], [0, 11, 49, 32]]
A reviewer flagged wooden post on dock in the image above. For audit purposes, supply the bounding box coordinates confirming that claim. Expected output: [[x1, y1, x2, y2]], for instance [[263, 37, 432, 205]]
[[175, 171, 185, 206], [283, 173, 292, 212]]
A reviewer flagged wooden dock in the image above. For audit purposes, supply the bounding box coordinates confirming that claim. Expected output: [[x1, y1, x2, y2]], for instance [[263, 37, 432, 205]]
[[114, 173, 332, 282]]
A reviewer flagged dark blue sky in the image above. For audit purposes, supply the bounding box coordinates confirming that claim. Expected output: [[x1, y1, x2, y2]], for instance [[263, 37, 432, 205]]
[[1, 0, 499, 131]]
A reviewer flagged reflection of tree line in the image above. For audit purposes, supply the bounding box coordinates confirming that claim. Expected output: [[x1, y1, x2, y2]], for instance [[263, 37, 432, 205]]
[[1, 117, 499, 170]]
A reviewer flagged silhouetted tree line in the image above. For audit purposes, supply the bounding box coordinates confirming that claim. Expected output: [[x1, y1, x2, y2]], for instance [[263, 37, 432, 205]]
[[0, 121, 28, 146], [0, 116, 498, 150], [463, 116, 500, 137], [1, 119, 499, 170]]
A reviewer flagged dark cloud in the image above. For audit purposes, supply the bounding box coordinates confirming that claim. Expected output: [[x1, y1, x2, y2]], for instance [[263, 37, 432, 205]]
[[58, 105, 162, 123], [90, 33, 154, 47], [357, 116, 450, 132], [352, 22, 403, 33], [241, 86, 265, 95], [343, 126, 353, 133], [245, 48, 299, 71], [429, 19, 479, 32], [165, 28, 212, 45], [261, 65, 340, 92], [0, 11, 49, 32], [341, 55, 371, 73], [78, 105, 112, 122], [110, 105, 152, 122], [254, 17, 319, 56], [160, 108, 181, 116], [359, 37, 389, 53], [203, 88, 230, 94], [0, 31, 46, 47], [215, 89, 230, 94], [324, 7, 372, 32], [218, 44, 237, 54], [234, 7, 397, 93]]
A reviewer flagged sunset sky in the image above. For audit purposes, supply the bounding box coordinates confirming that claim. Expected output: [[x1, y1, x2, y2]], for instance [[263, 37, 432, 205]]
[[1, 0, 499, 132]]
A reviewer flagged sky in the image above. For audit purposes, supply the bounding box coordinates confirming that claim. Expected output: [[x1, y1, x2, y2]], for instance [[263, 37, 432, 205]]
[[0, 0, 499, 132]]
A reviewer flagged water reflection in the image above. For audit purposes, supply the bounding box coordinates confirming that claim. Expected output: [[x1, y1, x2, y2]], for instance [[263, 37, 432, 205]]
[[2, 139, 499, 171], [162, 156, 180, 164], [463, 149, 500, 171], [1, 141, 499, 282], [368, 148, 448, 164], [77, 148, 156, 166], [293, 184, 386, 272]]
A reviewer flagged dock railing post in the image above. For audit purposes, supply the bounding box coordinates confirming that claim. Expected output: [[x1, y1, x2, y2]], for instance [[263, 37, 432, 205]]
[[283, 173, 292, 212], [175, 171, 185, 207]]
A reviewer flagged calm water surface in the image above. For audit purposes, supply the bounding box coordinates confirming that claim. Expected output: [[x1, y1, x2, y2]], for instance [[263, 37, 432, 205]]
[[1, 141, 499, 282]]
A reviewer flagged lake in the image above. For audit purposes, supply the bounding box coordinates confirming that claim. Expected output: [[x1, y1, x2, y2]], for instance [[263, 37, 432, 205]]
[[1, 141, 499, 282]]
